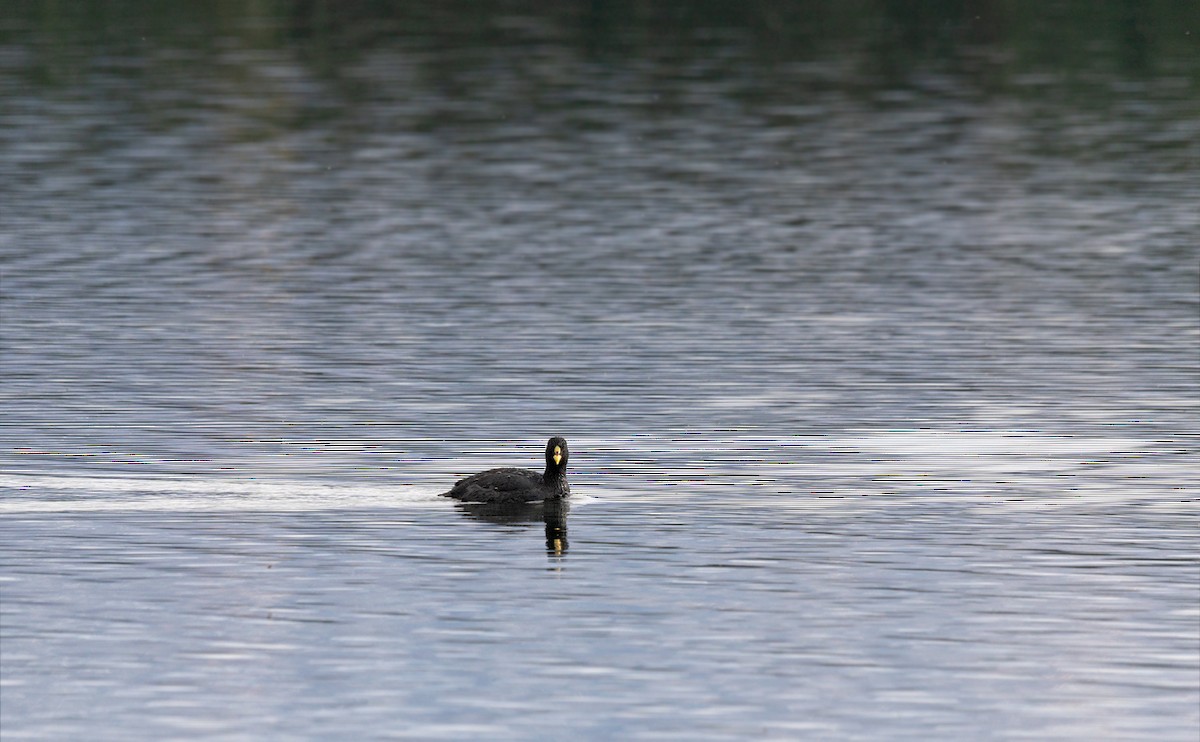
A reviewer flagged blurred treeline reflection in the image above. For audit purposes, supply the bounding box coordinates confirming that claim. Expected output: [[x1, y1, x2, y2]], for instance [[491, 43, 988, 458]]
[[5, 0, 1198, 88]]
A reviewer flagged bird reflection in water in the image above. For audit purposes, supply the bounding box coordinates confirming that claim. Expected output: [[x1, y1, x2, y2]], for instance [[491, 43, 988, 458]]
[[453, 497, 569, 556]]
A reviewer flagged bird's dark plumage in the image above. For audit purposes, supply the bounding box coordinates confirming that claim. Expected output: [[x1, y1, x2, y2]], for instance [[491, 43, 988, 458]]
[[441, 437, 570, 504]]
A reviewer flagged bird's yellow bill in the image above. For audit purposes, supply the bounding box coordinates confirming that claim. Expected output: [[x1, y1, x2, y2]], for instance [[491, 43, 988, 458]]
[[553, 447, 562, 465]]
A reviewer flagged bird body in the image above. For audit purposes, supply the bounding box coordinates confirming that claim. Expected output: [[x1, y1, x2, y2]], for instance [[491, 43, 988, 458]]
[[442, 437, 570, 504]]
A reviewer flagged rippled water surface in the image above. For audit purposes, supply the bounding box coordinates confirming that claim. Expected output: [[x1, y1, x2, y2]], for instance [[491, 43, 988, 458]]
[[2, 3, 1198, 739]]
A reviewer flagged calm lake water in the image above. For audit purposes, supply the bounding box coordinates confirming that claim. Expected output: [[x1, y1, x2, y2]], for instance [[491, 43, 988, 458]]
[[2, 3, 1198, 739]]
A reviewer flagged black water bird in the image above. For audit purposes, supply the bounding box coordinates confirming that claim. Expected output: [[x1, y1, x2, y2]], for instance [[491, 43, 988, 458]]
[[441, 437, 570, 504]]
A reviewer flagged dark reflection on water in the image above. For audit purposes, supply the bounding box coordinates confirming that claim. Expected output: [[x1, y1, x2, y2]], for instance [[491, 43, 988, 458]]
[[455, 497, 571, 556], [1, 1, 1198, 740]]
